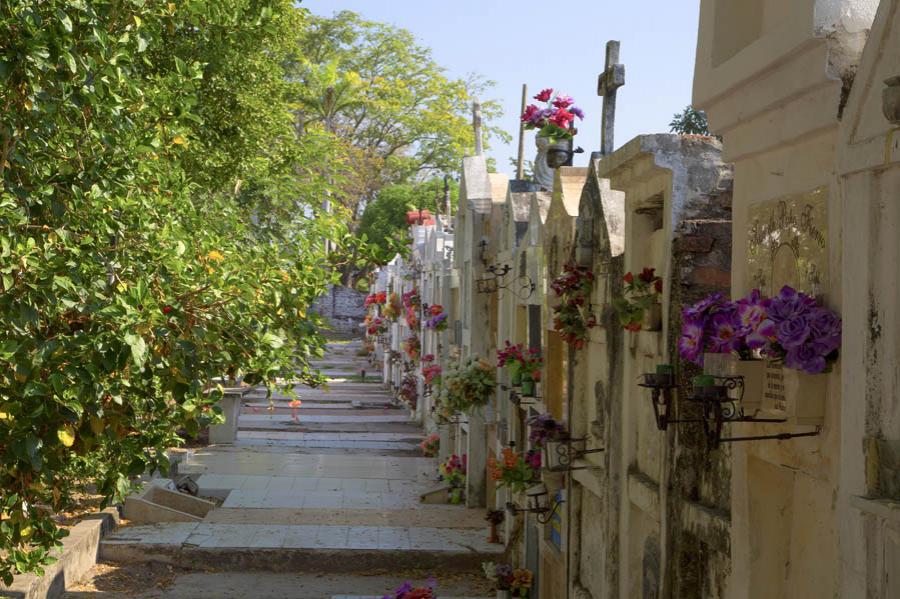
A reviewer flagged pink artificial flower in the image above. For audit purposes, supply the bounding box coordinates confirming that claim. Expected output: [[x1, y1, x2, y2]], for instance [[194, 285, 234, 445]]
[[552, 95, 573, 109], [534, 88, 553, 102]]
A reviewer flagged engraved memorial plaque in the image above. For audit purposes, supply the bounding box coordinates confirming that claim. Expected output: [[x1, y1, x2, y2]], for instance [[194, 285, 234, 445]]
[[747, 188, 828, 297]]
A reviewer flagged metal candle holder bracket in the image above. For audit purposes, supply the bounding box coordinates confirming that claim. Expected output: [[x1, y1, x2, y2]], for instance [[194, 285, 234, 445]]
[[685, 376, 821, 449], [505, 484, 565, 524], [507, 389, 536, 407], [475, 263, 535, 299], [544, 436, 605, 472], [637, 373, 701, 431]]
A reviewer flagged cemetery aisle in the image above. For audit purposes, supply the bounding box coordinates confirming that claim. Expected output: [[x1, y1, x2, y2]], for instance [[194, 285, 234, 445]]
[[65, 340, 496, 598]]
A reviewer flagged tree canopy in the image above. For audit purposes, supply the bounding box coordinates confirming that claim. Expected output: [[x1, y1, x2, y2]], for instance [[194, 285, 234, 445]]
[[0, 0, 361, 582], [289, 10, 508, 220], [357, 178, 460, 265]]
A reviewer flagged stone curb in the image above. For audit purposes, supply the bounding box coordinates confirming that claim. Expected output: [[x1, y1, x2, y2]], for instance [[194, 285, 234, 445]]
[[0, 508, 120, 599], [99, 543, 494, 573]]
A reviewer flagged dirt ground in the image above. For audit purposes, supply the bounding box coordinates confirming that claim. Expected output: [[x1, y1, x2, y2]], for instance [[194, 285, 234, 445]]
[[62, 562, 493, 598]]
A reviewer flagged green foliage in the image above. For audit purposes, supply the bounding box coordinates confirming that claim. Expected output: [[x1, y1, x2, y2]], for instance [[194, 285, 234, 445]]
[[357, 179, 459, 264], [0, 0, 358, 583], [669, 106, 712, 136], [289, 11, 509, 219]]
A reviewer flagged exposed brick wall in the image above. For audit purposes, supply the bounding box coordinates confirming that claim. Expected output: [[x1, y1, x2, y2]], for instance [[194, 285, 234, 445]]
[[667, 189, 734, 599]]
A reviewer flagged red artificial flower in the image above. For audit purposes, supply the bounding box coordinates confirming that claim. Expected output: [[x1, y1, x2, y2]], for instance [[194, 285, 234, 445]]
[[623, 272, 634, 284], [654, 279, 663, 294], [162, 305, 173, 314], [430, 304, 443, 316], [638, 267, 656, 283], [531, 370, 542, 382], [625, 322, 642, 332], [521, 104, 540, 122], [550, 110, 574, 129], [534, 88, 553, 102]]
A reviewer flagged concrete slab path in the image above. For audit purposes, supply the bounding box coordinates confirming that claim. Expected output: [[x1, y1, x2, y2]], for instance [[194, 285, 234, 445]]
[[72, 340, 499, 597]]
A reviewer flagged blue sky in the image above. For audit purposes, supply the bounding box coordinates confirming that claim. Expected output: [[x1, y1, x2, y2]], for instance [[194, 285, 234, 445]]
[[303, 1, 701, 170]]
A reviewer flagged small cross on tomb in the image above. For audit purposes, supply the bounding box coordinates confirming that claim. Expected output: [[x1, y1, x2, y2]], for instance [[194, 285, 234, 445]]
[[472, 100, 484, 157], [597, 40, 625, 157]]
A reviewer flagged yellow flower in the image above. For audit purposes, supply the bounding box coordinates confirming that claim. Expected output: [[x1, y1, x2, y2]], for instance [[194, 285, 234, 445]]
[[207, 250, 225, 262]]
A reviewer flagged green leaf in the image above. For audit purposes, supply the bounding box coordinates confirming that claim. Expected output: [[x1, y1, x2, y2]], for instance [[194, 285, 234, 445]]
[[63, 52, 77, 74], [123, 333, 147, 368], [57, 10, 73, 33]]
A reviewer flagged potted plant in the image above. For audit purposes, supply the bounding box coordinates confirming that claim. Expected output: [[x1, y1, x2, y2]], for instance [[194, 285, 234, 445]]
[[485, 509, 505, 544], [680, 290, 770, 412], [439, 454, 467, 504], [528, 414, 568, 472], [497, 341, 525, 386], [488, 448, 541, 495], [398, 372, 418, 409], [383, 291, 402, 321], [519, 352, 543, 397], [754, 285, 841, 421], [550, 263, 597, 349], [365, 291, 387, 308], [613, 267, 663, 331], [420, 433, 439, 458], [441, 356, 497, 414], [403, 334, 421, 362], [521, 88, 585, 167], [424, 304, 449, 331]]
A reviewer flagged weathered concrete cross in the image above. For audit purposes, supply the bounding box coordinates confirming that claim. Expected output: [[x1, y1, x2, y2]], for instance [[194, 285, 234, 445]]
[[472, 100, 484, 156], [597, 40, 625, 157]]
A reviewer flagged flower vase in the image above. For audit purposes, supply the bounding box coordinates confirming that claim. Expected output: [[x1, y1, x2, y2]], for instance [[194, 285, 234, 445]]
[[642, 302, 662, 331], [496, 591, 511, 599], [733, 359, 765, 415], [534, 136, 572, 190], [449, 487, 463, 504], [520, 378, 535, 397], [510, 369, 523, 387], [488, 522, 500, 544], [545, 138, 573, 169]]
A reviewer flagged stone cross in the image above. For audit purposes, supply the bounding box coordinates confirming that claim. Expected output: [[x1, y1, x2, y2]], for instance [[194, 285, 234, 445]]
[[472, 100, 484, 156], [597, 40, 625, 156]]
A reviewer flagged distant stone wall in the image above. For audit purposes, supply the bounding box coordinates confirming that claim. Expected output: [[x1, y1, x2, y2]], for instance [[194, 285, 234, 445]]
[[311, 285, 366, 337]]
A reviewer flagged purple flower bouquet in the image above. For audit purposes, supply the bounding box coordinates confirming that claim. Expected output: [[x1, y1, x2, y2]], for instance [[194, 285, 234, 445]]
[[679, 286, 841, 374], [757, 286, 841, 374], [679, 290, 768, 365]]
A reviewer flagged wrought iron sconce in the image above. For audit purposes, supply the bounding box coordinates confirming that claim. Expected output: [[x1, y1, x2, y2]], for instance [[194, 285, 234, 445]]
[[476, 263, 536, 299], [686, 375, 820, 449], [505, 483, 564, 524], [543, 437, 604, 472], [507, 388, 536, 408], [638, 366, 699, 431]]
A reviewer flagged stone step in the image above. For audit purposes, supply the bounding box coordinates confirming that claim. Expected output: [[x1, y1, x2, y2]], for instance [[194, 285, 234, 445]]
[[239, 413, 412, 424], [100, 523, 502, 573], [232, 435, 419, 452]]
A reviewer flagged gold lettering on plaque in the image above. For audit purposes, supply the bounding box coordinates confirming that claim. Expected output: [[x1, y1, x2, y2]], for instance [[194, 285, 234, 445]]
[[747, 188, 828, 297], [763, 362, 786, 413]]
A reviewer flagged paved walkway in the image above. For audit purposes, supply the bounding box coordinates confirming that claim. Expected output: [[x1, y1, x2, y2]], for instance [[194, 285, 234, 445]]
[[73, 340, 496, 598]]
